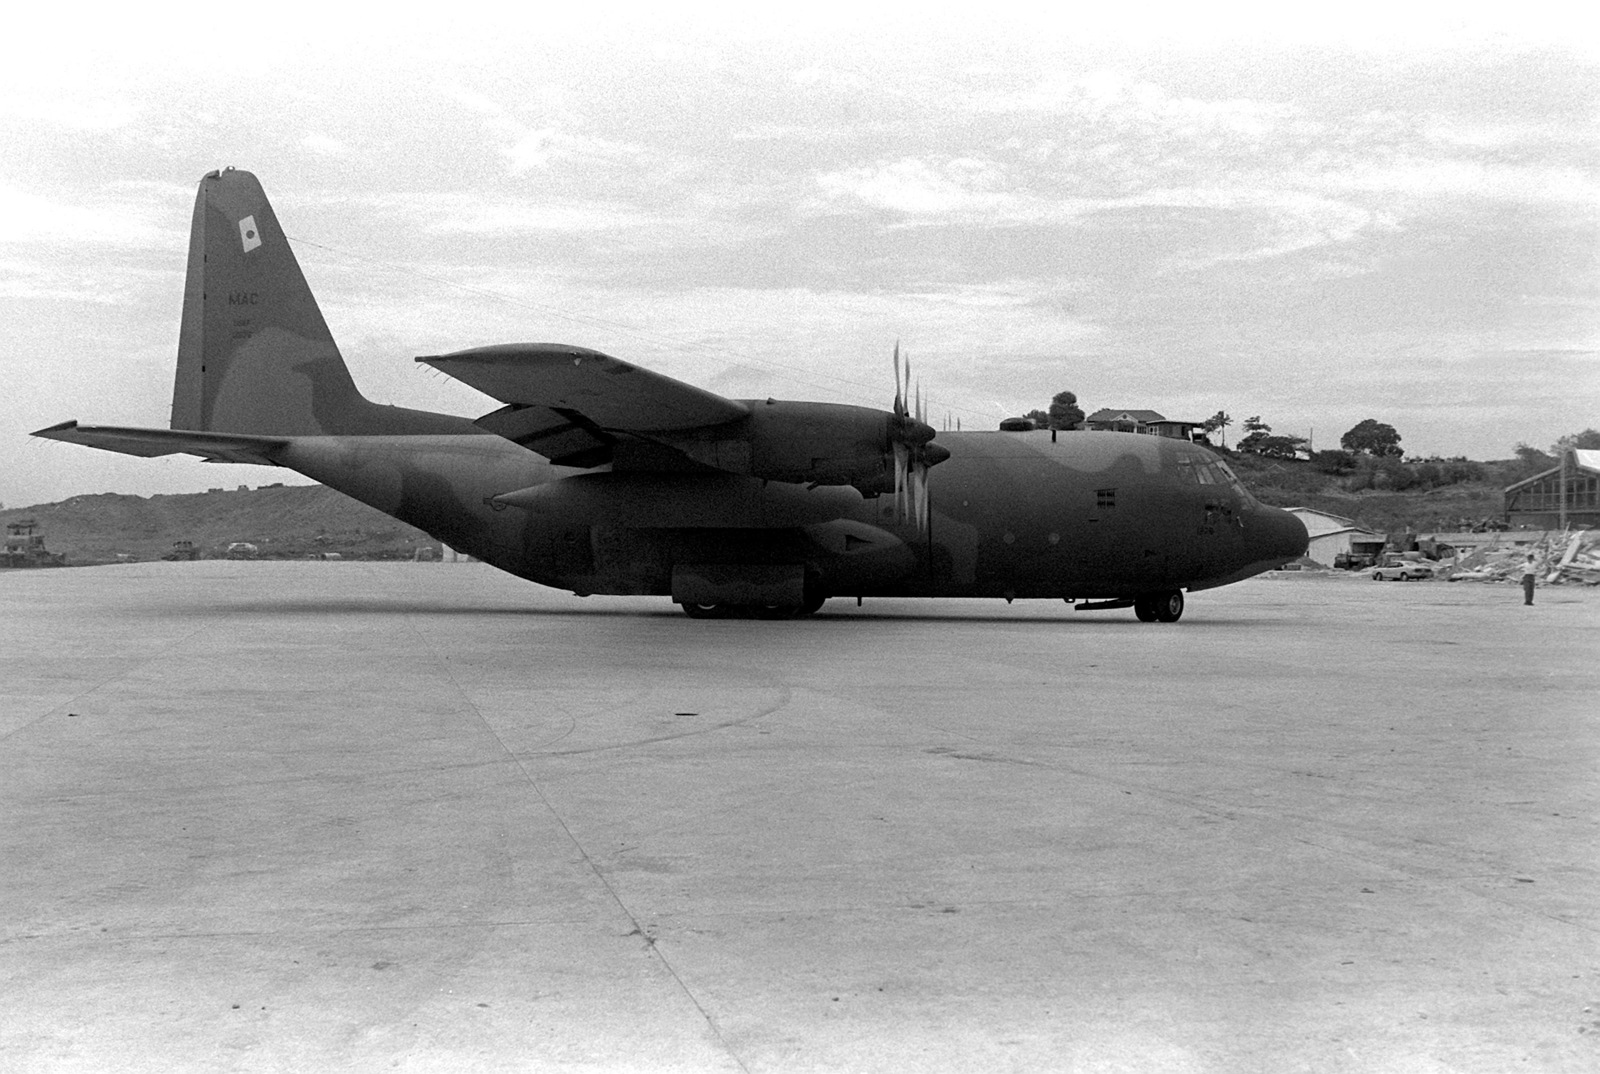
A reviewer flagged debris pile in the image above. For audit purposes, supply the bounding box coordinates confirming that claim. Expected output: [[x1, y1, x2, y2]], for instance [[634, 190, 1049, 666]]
[[3, 519, 67, 568], [1446, 531, 1600, 586]]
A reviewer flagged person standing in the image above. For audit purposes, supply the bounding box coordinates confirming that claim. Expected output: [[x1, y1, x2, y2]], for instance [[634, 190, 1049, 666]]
[[1521, 553, 1538, 605]]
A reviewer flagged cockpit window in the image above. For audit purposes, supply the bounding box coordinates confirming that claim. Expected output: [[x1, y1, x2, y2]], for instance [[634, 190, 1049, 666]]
[[1175, 453, 1257, 501], [1175, 454, 1225, 486]]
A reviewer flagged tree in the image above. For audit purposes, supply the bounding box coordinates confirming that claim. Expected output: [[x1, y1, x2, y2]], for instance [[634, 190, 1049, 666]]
[[1372, 458, 1420, 491], [1313, 449, 1357, 474], [1047, 391, 1085, 431], [1202, 410, 1232, 449], [1236, 416, 1271, 454], [1340, 419, 1403, 457], [1504, 442, 1555, 482], [1515, 442, 1553, 463], [1551, 428, 1600, 453], [1022, 409, 1050, 428], [1254, 434, 1308, 460]]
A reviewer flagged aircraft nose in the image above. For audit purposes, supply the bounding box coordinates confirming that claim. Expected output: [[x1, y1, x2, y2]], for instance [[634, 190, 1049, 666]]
[[1256, 506, 1309, 564]]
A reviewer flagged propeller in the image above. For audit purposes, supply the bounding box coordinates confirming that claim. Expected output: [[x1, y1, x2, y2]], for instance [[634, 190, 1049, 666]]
[[888, 342, 949, 531]]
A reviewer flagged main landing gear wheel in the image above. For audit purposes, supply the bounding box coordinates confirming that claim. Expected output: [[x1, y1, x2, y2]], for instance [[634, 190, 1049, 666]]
[[754, 596, 826, 618], [1133, 590, 1184, 623], [680, 592, 827, 619], [679, 602, 816, 619]]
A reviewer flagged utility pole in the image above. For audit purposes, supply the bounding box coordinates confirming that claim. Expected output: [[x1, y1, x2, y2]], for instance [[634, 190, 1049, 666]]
[[1560, 446, 1569, 530]]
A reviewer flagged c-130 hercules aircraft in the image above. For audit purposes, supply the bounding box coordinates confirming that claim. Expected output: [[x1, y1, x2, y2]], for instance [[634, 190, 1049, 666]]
[[37, 168, 1307, 620]]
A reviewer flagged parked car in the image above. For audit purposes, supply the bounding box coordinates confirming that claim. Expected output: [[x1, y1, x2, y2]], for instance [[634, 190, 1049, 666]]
[[1372, 562, 1434, 581]]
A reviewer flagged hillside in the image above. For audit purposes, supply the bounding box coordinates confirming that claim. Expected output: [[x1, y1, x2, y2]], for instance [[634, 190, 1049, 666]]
[[1225, 453, 1513, 534], [1, 484, 435, 565]]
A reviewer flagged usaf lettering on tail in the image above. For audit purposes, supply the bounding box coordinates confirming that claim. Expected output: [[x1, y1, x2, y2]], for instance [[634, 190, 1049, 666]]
[[35, 168, 1307, 620]]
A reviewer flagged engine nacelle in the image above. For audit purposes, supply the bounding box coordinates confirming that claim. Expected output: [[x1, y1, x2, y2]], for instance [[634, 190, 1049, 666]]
[[659, 400, 938, 493]]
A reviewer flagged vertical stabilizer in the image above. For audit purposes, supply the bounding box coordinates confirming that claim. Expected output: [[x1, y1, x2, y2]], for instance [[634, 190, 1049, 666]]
[[169, 168, 366, 434]]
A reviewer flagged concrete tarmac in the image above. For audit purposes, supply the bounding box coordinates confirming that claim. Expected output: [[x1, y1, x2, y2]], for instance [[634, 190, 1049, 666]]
[[2, 562, 1597, 1072]]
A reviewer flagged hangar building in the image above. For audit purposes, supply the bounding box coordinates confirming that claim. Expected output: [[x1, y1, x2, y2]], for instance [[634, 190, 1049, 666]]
[[1504, 448, 1600, 530]]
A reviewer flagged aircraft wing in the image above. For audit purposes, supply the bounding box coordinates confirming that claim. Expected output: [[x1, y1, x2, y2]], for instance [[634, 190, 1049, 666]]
[[418, 344, 749, 468], [33, 422, 286, 466]]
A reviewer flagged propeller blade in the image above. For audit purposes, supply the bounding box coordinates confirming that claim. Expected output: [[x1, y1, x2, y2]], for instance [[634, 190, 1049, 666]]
[[903, 355, 912, 420], [893, 441, 908, 521], [912, 464, 926, 531], [885, 341, 944, 532], [892, 341, 905, 418]]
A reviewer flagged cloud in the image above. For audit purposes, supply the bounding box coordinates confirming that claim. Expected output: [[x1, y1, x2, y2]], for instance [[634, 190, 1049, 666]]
[[789, 66, 878, 93], [969, 69, 1599, 218], [812, 157, 1038, 220], [1322, 159, 1600, 207], [363, 191, 658, 235], [444, 84, 645, 175], [0, 183, 176, 249], [974, 70, 1294, 149], [301, 133, 348, 156], [0, 257, 170, 306], [0, 90, 138, 131], [731, 123, 856, 144], [498, 127, 644, 173], [1131, 188, 1383, 270], [809, 153, 1387, 269]]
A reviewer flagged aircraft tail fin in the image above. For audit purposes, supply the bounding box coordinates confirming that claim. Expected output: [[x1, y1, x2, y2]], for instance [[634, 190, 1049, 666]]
[[169, 168, 370, 435]]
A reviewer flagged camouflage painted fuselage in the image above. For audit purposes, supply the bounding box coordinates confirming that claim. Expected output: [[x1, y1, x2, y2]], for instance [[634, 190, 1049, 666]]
[[277, 426, 1305, 601], [36, 167, 1307, 613]]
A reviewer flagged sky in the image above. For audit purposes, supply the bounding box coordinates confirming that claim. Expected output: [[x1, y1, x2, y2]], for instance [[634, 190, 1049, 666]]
[[2, 2, 1596, 508]]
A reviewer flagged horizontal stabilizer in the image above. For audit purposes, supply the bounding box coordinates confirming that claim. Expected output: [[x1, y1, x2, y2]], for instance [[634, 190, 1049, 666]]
[[33, 422, 286, 465], [418, 344, 749, 432]]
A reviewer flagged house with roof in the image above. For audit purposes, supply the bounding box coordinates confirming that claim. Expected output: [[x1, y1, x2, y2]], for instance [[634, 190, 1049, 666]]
[[1284, 508, 1387, 567], [1084, 409, 1203, 440], [1504, 448, 1600, 529]]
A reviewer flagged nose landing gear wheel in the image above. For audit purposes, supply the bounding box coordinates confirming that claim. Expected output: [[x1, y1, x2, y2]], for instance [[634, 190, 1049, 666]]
[[679, 602, 730, 619], [1133, 590, 1184, 623]]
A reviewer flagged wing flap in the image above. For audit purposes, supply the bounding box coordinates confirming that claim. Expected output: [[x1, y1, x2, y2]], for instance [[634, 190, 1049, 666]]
[[472, 404, 618, 468], [33, 422, 287, 465], [417, 344, 749, 432]]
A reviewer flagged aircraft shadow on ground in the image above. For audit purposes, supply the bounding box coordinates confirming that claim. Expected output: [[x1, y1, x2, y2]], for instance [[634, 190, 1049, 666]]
[[173, 598, 1264, 626]]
